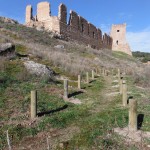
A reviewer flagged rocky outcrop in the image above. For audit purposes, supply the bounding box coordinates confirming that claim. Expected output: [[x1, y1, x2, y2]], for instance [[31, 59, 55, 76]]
[[24, 61, 54, 78], [54, 45, 64, 49], [0, 17, 18, 24], [0, 43, 15, 57]]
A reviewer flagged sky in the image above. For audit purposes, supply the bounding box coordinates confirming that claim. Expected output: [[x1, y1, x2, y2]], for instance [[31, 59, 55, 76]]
[[0, 0, 150, 52]]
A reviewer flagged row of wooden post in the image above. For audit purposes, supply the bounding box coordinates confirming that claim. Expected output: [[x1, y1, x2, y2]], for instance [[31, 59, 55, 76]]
[[118, 68, 137, 131], [30, 69, 97, 119], [30, 68, 138, 132]]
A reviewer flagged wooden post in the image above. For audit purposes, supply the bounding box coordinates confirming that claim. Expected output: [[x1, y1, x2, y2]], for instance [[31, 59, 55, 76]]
[[129, 100, 137, 131], [64, 79, 68, 99], [95, 68, 98, 75], [99, 68, 101, 75], [104, 70, 106, 76], [86, 72, 89, 83], [106, 70, 109, 76], [112, 69, 114, 76], [118, 68, 120, 83], [6, 130, 11, 150], [119, 77, 123, 94], [102, 68, 105, 76], [122, 80, 127, 106], [92, 70, 94, 80], [31, 90, 37, 119], [78, 75, 81, 89]]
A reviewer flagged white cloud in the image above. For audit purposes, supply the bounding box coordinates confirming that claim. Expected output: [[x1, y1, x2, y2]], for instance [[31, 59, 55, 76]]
[[127, 29, 150, 52]]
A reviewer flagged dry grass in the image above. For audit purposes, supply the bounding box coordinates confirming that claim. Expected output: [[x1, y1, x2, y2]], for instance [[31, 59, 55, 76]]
[[133, 65, 150, 88], [0, 18, 150, 149]]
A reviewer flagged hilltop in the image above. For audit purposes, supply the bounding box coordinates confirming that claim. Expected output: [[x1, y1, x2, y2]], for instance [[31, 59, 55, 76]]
[[133, 51, 150, 63], [0, 17, 150, 150]]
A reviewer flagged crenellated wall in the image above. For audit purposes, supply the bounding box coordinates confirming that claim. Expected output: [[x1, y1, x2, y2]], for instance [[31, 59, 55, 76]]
[[25, 1, 113, 50]]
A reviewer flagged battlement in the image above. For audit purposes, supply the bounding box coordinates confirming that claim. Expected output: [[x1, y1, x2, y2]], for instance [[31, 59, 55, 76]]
[[112, 23, 126, 27], [25, 2, 122, 51]]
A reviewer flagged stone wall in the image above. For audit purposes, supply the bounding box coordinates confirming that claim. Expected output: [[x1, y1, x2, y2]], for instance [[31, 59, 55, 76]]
[[25, 2, 113, 50], [110, 24, 132, 55], [37, 2, 51, 21]]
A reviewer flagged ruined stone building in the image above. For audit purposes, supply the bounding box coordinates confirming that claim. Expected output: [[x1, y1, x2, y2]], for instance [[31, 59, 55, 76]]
[[25, 1, 112, 50], [25, 1, 132, 55], [110, 24, 132, 55]]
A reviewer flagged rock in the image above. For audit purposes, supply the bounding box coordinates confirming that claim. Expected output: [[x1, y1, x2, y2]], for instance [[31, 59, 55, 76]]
[[24, 61, 54, 78], [0, 17, 18, 24], [0, 43, 15, 57], [54, 45, 64, 49], [94, 57, 100, 61], [36, 26, 44, 31]]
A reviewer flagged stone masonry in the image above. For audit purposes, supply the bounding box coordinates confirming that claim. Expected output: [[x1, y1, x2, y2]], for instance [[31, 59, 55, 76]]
[[25, 1, 113, 50], [110, 23, 132, 56], [25, 1, 132, 55]]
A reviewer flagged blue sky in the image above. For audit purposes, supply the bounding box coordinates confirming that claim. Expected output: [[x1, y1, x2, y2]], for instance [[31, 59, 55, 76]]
[[0, 0, 150, 52]]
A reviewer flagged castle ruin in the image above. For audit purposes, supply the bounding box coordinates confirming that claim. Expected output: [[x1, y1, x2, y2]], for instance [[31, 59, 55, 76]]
[[25, 1, 132, 55], [110, 24, 132, 55]]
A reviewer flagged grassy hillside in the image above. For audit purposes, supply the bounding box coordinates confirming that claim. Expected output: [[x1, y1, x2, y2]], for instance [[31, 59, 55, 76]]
[[0, 17, 150, 150]]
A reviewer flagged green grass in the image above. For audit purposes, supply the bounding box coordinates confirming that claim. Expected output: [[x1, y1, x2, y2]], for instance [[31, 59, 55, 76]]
[[0, 59, 149, 149], [15, 44, 28, 55], [112, 51, 136, 62], [0, 18, 150, 149]]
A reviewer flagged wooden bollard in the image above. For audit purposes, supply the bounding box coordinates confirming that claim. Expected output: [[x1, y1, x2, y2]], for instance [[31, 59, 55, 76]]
[[129, 100, 137, 131], [64, 79, 68, 99], [102, 68, 105, 76], [118, 68, 120, 82], [78, 75, 81, 89], [99, 68, 101, 75], [119, 77, 123, 94], [95, 68, 98, 75], [122, 80, 127, 106], [86, 72, 89, 83], [112, 69, 114, 76], [106, 70, 109, 76], [92, 70, 94, 80], [31, 90, 37, 119]]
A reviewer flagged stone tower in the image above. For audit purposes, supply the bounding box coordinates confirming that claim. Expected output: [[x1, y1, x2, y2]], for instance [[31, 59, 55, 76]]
[[26, 5, 32, 23], [37, 2, 51, 21], [110, 23, 132, 56]]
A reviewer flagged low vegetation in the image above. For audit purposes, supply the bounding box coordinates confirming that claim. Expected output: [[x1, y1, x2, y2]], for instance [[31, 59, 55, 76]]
[[133, 51, 150, 63], [0, 17, 150, 149]]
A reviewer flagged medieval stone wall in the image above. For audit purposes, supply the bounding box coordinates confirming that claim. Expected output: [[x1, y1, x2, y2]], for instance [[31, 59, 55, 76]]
[[37, 2, 51, 21], [26, 5, 32, 23], [25, 1, 113, 50]]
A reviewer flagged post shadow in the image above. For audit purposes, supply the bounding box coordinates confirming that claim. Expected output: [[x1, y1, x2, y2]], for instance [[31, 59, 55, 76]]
[[137, 114, 144, 130], [94, 75, 99, 79], [127, 96, 133, 104], [68, 91, 83, 98], [89, 80, 96, 84], [37, 104, 68, 117]]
